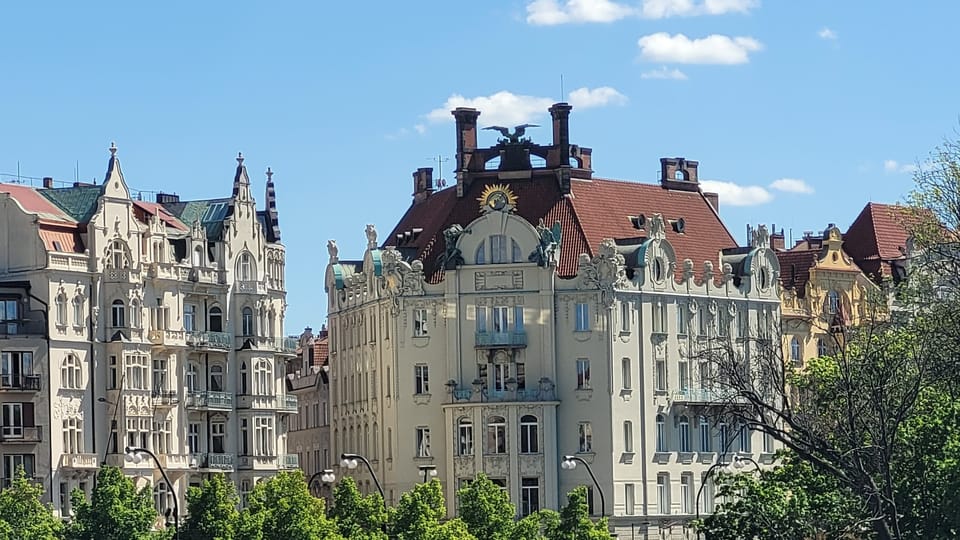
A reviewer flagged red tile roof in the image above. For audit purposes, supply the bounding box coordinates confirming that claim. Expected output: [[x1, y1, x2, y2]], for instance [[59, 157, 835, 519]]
[[313, 334, 329, 369], [776, 248, 819, 297], [385, 176, 737, 283], [844, 203, 915, 281], [133, 201, 189, 231], [0, 183, 76, 223]]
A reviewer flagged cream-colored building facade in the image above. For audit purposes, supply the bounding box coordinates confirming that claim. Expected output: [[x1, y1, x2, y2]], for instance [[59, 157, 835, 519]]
[[286, 326, 332, 499], [325, 103, 782, 538], [778, 225, 879, 367], [0, 146, 298, 517]]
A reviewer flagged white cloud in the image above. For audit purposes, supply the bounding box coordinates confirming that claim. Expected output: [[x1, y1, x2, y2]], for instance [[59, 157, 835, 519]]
[[384, 127, 410, 141], [640, 66, 688, 80], [414, 124, 426, 135], [818, 27, 837, 40], [769, 178, 814, 194], [424, 87, 627, 127], [641, 0, 758, 19], [700, 180, 773, 206], [638, 32, 763, 64], [883, 159, 917, 174], [526, 0, 758, 24], [567, 86, 628, 108]]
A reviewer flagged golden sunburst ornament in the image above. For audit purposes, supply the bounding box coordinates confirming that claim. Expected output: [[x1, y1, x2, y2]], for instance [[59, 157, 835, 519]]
[[477, 184, 518, 213]]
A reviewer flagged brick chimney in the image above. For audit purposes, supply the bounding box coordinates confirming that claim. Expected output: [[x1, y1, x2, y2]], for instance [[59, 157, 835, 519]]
[[156, 192, 180, 204], [770, 225, 785, 251], [660, 157, 700, 192], [412, 167, 434, 204], [42, 177, 54, 189], [703, 192, 719, 213], [452, 107, 480, 197]]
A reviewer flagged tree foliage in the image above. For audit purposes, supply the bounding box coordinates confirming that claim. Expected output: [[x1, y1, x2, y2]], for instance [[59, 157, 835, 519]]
[[65, 466, 160, 540], [237, 471, 339, 540], [0, 467, 63, 540], [182, 474, 239, 540], [328, 476, 387, 540], [390, 480, 475, 540], [456, 474, 517, 540], [542, 486, 609, 540]]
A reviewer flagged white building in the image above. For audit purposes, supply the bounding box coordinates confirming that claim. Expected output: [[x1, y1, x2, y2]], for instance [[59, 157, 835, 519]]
[[325, 104, 781, 537], [0, 146, 298, 517]]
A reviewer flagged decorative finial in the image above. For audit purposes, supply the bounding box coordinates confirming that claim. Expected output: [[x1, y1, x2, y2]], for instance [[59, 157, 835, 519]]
[[237, 152, 244, 166], [109, 142, 117, 157], [266, 167, 273, 182]]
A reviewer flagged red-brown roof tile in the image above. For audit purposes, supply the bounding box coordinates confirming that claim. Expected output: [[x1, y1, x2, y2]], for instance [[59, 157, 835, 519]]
[[844, 202, 915, 280], [133, 201, 188, 231], [776, 248, 819, 297], [0, 183, 76, 223]]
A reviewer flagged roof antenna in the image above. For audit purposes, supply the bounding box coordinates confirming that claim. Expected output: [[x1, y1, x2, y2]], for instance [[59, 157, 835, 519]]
[[428, 155, 450, 188], [560, 74, 565, 99]]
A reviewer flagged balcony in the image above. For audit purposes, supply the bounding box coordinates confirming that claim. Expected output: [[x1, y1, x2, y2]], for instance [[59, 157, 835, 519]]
[[281, 394, 298, 412], [60, 453, 99, 470], [185, 390, 233, 411], [185, 331, 232, 351], [0, 374, 41, 392], [148, 329, 186, 348], [0, 315, 45, 337], [282, 454, 300, 469], [670, 388, 739, 405], [446, 382, 556, 404], [236, 394, 299, 412], [0, 426, 42, 443], [235, 281, 267, 295], [193, 452, 235, 471], [151, 390, 180, 407], [475, 331, 527, 349], [47, 252, 89, 272], [157, 454, 192, 470], [235, 335, 299, 355], [237, 455, 278, 470]]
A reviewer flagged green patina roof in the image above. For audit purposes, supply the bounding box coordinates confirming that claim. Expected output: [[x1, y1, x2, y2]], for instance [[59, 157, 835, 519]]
[[39, 185, 105, 223], [161, 198, 232, 240]]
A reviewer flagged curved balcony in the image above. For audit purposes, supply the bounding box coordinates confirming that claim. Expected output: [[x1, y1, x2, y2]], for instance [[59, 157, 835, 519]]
[[185, 331, 232, 351]]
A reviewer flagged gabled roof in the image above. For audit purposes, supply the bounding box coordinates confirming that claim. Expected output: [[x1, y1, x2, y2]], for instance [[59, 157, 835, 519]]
[[161, 198, 232, 240], [0, 183, 77, 223], [384, 175, 736, 283], [776, 248, 819, 296], [844, 202, 914, 281], [133, 201, 188, 232], [39, 185, 105, 223]]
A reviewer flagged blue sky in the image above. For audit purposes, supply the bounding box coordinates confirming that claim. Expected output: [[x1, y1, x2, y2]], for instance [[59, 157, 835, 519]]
[[1, 1, 956, 332]]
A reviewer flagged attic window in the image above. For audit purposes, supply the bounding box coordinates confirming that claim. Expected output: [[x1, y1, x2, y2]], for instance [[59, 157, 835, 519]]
[[671, 218, 686, 234], [52, 241, 64, 252], [630, 215, 646, 230]]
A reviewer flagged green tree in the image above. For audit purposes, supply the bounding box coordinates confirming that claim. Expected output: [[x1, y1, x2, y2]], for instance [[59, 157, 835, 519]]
[[65, 466, 160, 540], [543, 487, 608, 540], [237, 470, 340, 540], [329, 476, 387, 539], [457, 473, 517, 540], [0, 467, 63, 540], [182, 474, 239, 540], [390, 480, 475, 540], [697, 452, 868, 540]]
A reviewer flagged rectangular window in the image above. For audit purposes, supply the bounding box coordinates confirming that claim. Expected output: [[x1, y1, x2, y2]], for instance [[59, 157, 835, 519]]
[[520, 417, 538, 454], [623, 421, 633, 453], [575, 303, 590, 331], [701, 473, 715, 513], [576, 359, 591, 390], [679, 419, 691, 453], [655, 359, 666, 391], [3, 454, 35, 479], [677, 302, 688, 334], [1, 403, 24, 438], [699, 362, 711, 391], [656, 417, 667, 452], [490, 235, 508, 264], [152, 420, 172, 455], [621, 358, 632, 390], [698, 308, 709, 336], [625, 483, 635, 516], [1, 299, 19, 334], [520, 477, 540, 516], [657, 474, 670, 514], [458, 421, 473, 456], [620, 301, 630, 332], [717, 308, 729, 337], [125, 355, 148, 391], [188, 423, 200, 454], [652, 301, 666, 333], [514, 306, 524, 332], [491, 306, 509, 333], [211, 422, 225, 453], [255, 417, 274, 456], [719, 423, 730, 454], [413, 309, 428, 337], [681, 474, 693, 514], [578, 422, 592, 453], [737, 308, 748, 338], [739, 425, 752, 453], [1, 351, 33, 388], [152, 358, 167, 393], [416, 427, 431, 457], [699, 417, 712, 452], [763, 432, 774, 454], [414, 365, 429, 394], [486, 418, 507, 454], [678, 360, 689, 391], [62, 418, 83, 453], [516, 363, 526, 390], [475, 305, 486, 332], [183, 304, 196, 332]]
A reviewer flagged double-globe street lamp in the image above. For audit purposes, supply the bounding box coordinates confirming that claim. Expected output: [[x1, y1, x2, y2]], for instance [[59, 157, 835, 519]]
[[418, 464, 438, 483], [308, 469, 337, 498], [695, 455, 761, 538], [340, 452, 387, 510], [560, 454, 605, 518], [125, 446, 180, 540]]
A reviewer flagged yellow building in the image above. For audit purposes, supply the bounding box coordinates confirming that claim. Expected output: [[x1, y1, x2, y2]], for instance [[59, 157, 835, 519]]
[[777, 224, 879, 366]]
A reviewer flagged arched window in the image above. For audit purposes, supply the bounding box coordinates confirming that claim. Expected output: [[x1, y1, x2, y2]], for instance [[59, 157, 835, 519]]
[[490, 235, 508, 264], [111, 299, 125, 328], [790, 337, 802, 365], [255, 360, 272, 395], [239, 362, 248, 395], [678, 415, 691, 452], [62, 354, 82, 389], [457, 418, 473, 456], [237, 253, 254, 281], [209, 306, 223, 333], [241, 307, 254, 336], [475, 242, 486, 265], [817, 338, 828, 357], [827, 290, 840, 314], [674, 169, 685, 180], [55, 294, 67, 326], [655, 414, 666, 452], [519, 415, 538, 454], [192, 246, 203, 267], [512, 239, 522, 263], [487, 415, 507, 454], [109, 239, 128, 269], [210, 365, 224, 392]]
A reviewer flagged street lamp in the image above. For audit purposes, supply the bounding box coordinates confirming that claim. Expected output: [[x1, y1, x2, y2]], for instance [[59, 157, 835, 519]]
[[340, 452, 386, 509], [308, 469, 337, 498], [561, 454, 605, 518], [125, 446, 179, 540], [695, 455, 761, 538], [418, 464, 438, 483]]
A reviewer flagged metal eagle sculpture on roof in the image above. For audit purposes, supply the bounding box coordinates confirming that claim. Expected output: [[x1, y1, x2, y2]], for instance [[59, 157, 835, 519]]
[[484, 124, 539, 145]]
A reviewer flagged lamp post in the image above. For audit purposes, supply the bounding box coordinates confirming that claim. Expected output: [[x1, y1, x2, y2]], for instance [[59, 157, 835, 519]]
[[418, 464, 438, 483], [561, 454, 605, 518], [695, 455, 761, 539], [309, 469, 336, 498], [125, 446, 179, 540], [340, 453, 386, 509]]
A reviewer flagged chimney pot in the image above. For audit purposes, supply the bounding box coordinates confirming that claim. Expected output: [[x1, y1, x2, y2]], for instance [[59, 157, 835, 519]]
[[42, 177, 54, 189]]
